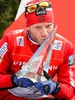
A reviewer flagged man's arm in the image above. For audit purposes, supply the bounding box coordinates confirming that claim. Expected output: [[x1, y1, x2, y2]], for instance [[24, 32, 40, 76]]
[[53, 40, 75, 99]]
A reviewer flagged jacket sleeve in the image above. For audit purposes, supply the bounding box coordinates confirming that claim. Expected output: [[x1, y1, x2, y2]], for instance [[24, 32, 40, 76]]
[[53, 40, 75, 99], [0, 32, 14, 89]]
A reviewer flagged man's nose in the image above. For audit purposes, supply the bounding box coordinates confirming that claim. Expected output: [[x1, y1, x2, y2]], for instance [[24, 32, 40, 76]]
[[41, 28, 48, 36]]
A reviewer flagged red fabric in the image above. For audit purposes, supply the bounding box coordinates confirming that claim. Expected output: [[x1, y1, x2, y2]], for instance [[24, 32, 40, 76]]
[[0, 30, 75, 99]]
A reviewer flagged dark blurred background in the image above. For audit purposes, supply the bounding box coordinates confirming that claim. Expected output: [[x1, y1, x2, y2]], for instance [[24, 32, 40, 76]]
[[0, 0, 20, 39]]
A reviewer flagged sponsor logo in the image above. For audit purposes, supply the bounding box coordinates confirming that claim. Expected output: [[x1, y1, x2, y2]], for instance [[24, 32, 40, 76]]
[[13, 61, 26, 66], [16, 36, 24, 46], [15, 29, 24, 34], [0, 42, 8, 58], [68, 54, 75, 66], [49, 65, 58, 70], [13, 61, 58, 71], [53, 40, 62, 50]]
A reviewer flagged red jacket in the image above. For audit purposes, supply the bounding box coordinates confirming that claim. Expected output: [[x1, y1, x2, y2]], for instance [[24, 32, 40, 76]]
[[0, 29, 75, 100]]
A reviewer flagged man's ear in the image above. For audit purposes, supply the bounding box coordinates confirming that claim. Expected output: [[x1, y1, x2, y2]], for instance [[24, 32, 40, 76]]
[[26, 27, 29, 31]]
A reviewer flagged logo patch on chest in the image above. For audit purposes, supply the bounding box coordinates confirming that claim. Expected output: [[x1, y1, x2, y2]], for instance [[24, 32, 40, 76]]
[[16, 36, 24, 46], [53, 40, 62, 50]]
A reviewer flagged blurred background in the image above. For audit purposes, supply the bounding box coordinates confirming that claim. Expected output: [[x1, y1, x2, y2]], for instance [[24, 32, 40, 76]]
[[0, 0, 20, 38], [0, 0, 75, 46]]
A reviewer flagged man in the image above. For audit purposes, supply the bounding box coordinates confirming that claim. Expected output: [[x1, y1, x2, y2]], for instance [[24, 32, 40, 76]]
[[0, 0, 75, 100]]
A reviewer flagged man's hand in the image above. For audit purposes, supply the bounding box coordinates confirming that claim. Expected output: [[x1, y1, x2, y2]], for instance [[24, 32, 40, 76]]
[[34, 70, 60, 95], [34, 80, 57, 95], [11, 75, 34, 88]]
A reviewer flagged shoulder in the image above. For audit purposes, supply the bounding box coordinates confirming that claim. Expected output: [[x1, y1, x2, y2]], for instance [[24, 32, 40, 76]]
[[56, 33, 74, 47], [2, 29, 26, 43], [0, 29, 26, 50], [5, 29, 25, 37], [56, 33, 66, 41], [56, 33, 75, 55]]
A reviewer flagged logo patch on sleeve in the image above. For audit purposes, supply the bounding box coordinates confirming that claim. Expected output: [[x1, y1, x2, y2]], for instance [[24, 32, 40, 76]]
[[68, 54, 75, 66], [0, 42, 8, 58]]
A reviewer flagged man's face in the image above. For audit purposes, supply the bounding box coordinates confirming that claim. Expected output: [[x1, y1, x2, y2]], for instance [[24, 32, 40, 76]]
[[27, 22, 54, 45]]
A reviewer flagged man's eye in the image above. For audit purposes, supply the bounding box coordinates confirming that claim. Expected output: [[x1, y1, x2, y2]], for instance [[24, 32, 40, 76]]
[[46, 25, 49, 28], [35, 26, 41, 29], [46, 25, 52, 28]]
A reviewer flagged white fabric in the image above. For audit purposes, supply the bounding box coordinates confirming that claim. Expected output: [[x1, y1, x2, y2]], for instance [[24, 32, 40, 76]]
[[8, 85, 47, 99]]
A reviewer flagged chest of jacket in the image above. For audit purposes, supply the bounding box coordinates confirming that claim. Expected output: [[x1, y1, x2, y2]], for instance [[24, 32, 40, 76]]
[[11, 31, 66, 76]]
